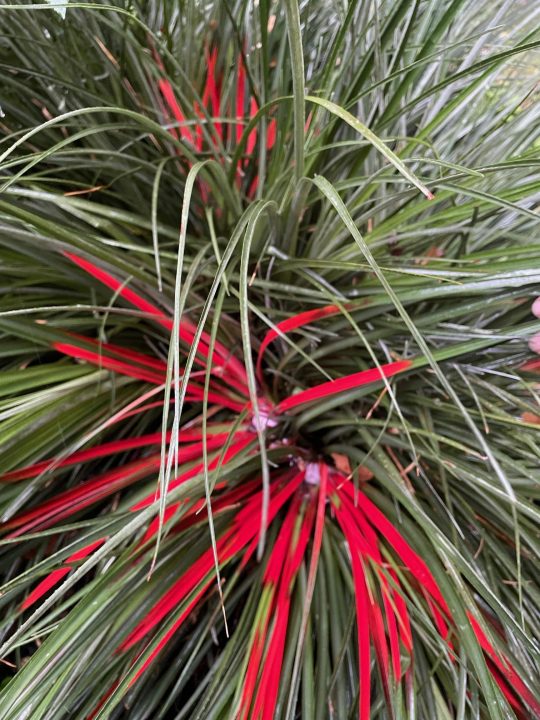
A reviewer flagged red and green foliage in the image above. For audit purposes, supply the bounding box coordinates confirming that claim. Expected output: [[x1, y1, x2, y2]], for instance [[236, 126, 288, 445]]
[[0, 1, 539, 719]]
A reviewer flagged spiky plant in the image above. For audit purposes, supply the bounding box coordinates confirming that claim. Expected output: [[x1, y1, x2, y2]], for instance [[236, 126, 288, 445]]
[[0, 1, 539, 718]]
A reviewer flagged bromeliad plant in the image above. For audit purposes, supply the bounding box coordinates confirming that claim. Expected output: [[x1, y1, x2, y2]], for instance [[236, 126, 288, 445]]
[[0, 1, 539, 719]]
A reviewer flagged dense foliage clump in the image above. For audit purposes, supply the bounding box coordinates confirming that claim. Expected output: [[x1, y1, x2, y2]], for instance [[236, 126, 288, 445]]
[[0, 1, 539, 718]]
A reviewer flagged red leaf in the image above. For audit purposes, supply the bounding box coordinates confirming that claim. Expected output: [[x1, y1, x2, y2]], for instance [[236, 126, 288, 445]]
[[337, 477, 450, 618], [182, 383, 247, 412], [262, 492, 304, 587], [121, 542, 222, 649], [138, 448, 259, 544], [246, 97, 259, 155], [158, 77, 195, 146], [162, 478, 258, 539], [130, 432, 254, 512], [239, 495, 305, 719], [64, 252, 250, 389], [254, 598, 290, 720], [203, 47, 222, 141], [239, 623, 270, 720], [235, 55, 246, 146], [335, 486, 400, 685], [276, 360, 412, 413], [235, 470, 305, 568], [251, 499, 315, 720], [350, 550, 372, 720], [6, 455, 161, 536], [256, 303, 349, 381], [129, 582, 211, 685], [2, 424, 236, 484], [266, 118, 276, 149], [20, 432, 249, 610], [468, 613, 540, 716], [64, 252, 174, 331], [64, 332, 167, 372], [307, 463, 327, 595], [521, 358, 540, 372], [370, 598, 390, 698], [123, 474, 304, 653], [486, 660, 528, 720], [22, 539, 105, 610], [53, 343, 166, 384], [0, 432, 166, 483], [8, 433, 241, 536]]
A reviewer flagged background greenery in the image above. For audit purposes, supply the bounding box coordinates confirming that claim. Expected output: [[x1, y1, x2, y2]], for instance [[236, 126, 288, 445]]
[[0, 0, 539, 718]]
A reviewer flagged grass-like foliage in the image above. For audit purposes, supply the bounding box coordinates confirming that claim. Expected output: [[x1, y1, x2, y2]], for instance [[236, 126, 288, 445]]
[[0, 1, 539, 718]]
